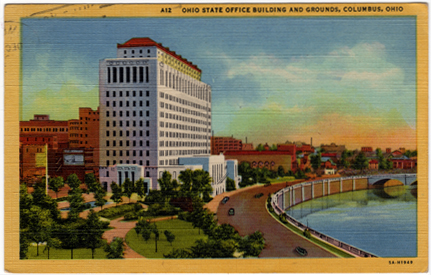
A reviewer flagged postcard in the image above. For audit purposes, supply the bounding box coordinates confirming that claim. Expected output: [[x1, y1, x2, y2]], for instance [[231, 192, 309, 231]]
[[4, 3, 428, 273]]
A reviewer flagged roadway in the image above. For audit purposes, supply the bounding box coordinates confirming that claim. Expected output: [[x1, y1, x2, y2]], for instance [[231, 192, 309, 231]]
[[213, 182, 337, 258]]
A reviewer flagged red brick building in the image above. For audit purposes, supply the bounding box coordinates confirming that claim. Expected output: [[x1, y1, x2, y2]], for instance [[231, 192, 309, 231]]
[[20, 115, 69, 144], [211, 136, 243, 155], [242, 143, 254, 151], [368, 159, 379, 170], [224, 150, 297, 172], [68, 119, 80, 147], [361, 147, 373, 152], [390, 158, 417, 169], [296, 144, 314, 153]]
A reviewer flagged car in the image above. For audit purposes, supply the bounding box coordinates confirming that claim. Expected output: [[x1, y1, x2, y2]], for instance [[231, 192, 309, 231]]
[[221, 196, 230, 204], [295, 246, 308, 256], [228, 208, 235, 216], [254, 193, 264, 198]]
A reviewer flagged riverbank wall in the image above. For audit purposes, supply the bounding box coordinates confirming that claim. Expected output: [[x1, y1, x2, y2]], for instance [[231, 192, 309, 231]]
[[271, 176, 377, 258]]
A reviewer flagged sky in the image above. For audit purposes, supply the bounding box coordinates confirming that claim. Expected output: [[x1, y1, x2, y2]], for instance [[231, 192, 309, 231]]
[[21, 17, 417, 150]]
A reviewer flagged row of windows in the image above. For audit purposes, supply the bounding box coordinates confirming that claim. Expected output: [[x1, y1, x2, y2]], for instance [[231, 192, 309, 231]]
[[106, 110, 150, 117], [106, 160, 150, 166], [160, 141, 208, 149], [161, 112, 210, 127], [159, 121, 210, 134], [106, 100, 149, 108], [159, 119, 210, 130], [160, 101, 210, 120], [105, 90, 149, 98], [159, 68, 210, 102], [159, 131, 209, 139], [123, 49, 150, 54], [106, 150, 150, 157], [107, 66, 149, 84], [106, 130, 150, 137], [80, 120, 98, 123], [21, 127, 68, 132], [160, 92, 210, 112], [106, 120, 149, 127], [106, 140, 150, 147], [159, 149, 209, 157]]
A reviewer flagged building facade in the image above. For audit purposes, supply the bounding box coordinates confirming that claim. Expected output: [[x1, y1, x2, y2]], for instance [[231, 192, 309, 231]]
[[224, 150, 295, 173], [211, 136, 243, 155], [99, 38, 212, 187]]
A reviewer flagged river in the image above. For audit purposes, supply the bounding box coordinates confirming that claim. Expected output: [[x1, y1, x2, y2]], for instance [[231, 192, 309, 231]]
[[286, 185, 417, 257]]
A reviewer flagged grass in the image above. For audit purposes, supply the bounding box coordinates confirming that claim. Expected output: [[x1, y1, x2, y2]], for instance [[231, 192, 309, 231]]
[[26, 245, 107, 259], [269, 176, 296, 184], [268, 211, 354, 258], [126, 219, 207, 258]]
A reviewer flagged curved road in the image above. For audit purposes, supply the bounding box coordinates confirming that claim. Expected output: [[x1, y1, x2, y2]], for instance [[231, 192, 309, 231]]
[[215, 182, 336, 258]]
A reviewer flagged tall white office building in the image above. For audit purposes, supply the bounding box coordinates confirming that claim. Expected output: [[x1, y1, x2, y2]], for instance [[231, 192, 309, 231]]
[[99, 38, 212, 189]]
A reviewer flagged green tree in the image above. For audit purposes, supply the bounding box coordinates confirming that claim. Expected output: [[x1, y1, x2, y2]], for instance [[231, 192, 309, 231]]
[[84, 173, 99, 193], [48, 176, 64, 199], [135, 178, 146, 201], [158, 171, 179, 201], [270, 144, 277, 151], [353, 152, 369, 171], [23, 205, 54, 256], [84, 210, 105, 259], [178, 169, 193, 197], [94, 188, 107, 210], [210, 224, 240, 241], [191, 170, 213, 200], [135, 219, 152, 243], [110, 182, 123, 206], [226, 177, 236, 191], [277, 166, 285, 177], [164, 248, 193, 258], [61, 227, 81, 259], [19, 184, 33, 259], [310, 153, 322, 170], [256, 144, 265, 152], [122, 178, 135, 203], [152, 224, 160, 253], [105, 237, 125, 259], [44, 236, 61, 259], [190, 239, 237, 258], [164, 230, 175, 246], [66, 173, 81, 191], [67, 188, 84, 221], [239, 231, 265, 257]]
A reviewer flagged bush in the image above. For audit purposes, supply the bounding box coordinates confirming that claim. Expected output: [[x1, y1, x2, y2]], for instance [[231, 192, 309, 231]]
[[177, 211, 191, 221], [303, 228, 311, 239], [54, 196, 69, 202], [98, 204, 137, 219], [123, 212, 139, 221], [279, 214, 287, 224]]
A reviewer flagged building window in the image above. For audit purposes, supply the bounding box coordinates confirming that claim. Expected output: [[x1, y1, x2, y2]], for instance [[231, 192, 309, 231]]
[[140, 160, 143, 165], [113, 67, 117, 83], [106, 91, 109, 97], [139, 67, 144, 82], [146, 161, 150, 166], [106, 140, 109, 147], [146, 150, 150, 156], [107, 67, 111, 83], [106, 150, 110, 156], [145, 67, 149, 83], [106, 160, 110, 166], [146, 91, 149, 97], [126, 67, 130, 82], [146, 111, 150, 117], [106, 111, 110, 117], [106, 131, 110, 137], [120, 91, 123, 97], [140, 90, 143, 97], [146, 140, 150, 146], [119, 67, 124, 83], [106, 121, 109, 127], [146, 171, 150, 177], [146, 101, 149, 107], [146, 121, 150, 127]]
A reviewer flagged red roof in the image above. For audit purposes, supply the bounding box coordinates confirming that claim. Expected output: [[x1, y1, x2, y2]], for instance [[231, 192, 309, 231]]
[[224, 150, 294, 156], [369, 159, 379, 164], [322, 153, 337, 157], [117, 38, 201, 73]]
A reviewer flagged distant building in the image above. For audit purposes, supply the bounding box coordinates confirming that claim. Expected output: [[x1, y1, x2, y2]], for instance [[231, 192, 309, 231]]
[[224, 150, 296, 173], [361, 147, 373, 153], [277, 144, 296, 156], [386, 148, 392, 154], [320, 143, 346, 155], [68, 119, 80, 147], [211, 136, 242, 155], [368, 159, 379, 170], [296, 144, 314, 153], [20, 115, 69, 144], [390, 158, 417, 169], [242, 143, 254, 151], [20, 144, 47, 183]]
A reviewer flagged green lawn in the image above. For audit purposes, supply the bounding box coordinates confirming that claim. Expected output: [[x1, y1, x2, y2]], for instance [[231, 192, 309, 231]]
[[26, 245, 107, 259], [269, 176, 296, 184], [126, 219, 207, 258]]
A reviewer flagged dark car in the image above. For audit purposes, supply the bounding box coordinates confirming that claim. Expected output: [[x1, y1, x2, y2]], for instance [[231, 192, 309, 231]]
[[295, 246, 308, 256], [221, 196, 230, 204], [228, 208, 235, 216], [254, 193, 264, 198]]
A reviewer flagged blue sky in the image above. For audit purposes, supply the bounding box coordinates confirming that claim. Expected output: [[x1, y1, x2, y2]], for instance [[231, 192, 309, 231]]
[[21, 17, 417, 149]]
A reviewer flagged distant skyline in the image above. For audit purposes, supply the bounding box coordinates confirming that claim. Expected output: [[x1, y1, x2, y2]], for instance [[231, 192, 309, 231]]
[[21, 17, 417, 149]]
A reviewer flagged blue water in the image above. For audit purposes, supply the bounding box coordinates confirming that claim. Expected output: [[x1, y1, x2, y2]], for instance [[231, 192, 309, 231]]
[[286, 186, 417, 257], [60, 201, 113, 211]]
